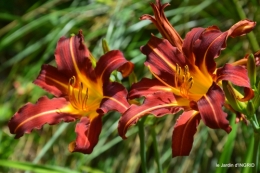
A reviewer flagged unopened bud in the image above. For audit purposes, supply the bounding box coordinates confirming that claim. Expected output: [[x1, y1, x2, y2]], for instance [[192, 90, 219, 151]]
[[247, 53, 256, 89], [246, 101, 255, 118], [102, 39, 110, 54], [222, 81, 246, 114], [230, 19, 256, 37], [253, 82, 260, 110]]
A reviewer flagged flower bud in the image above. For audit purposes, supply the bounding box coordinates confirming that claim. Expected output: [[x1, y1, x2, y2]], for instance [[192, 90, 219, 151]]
[[253, 82, 260, 110], [102, 39, 110, 54], [247, 53, 256, 89], [230, 19, 256, 37], [222, 81, 247, 114], [246, 101, 255, 118]]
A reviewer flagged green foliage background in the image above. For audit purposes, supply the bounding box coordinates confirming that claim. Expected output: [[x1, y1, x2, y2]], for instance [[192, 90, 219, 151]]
[[0, 0, 259, 172]]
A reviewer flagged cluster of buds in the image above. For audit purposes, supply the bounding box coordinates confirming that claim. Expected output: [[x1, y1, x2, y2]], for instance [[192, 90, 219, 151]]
[[224, 52, 260, 131]]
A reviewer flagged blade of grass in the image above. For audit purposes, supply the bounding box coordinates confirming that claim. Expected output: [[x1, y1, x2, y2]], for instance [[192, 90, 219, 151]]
[[32, 123, 69, 164], [242, 133, 254, 173], [138, 117, 147, 173], [151, 126, 163, 173], [215, 114, 237, 173], [0, 159, 80, 173]]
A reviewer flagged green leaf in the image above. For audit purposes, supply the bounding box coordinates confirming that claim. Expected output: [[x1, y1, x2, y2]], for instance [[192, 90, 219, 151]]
[[0, 160, 80, 173], [215, 114, 237, 173]]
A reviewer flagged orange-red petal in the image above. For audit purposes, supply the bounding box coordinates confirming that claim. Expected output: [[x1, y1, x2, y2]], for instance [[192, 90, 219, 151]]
[[55, 30, 93, 78], [140, 0, 183, 51], [182, 27, 205, 66], [192, 20, 255, 75], [217, 63, 254, 101], [140, 35, 186, 86], [95, 50, 133, 83], [129, 78, 170, 99], [8, 96, 80, 138], [197, 83, 232, 133], [172, 110, 201, 157], [98, 82, 130, 114], [33, 64, 68, 97], [118, 92, 185, 139], [69, 115, 102, 154], [216, 64, 250, 87]]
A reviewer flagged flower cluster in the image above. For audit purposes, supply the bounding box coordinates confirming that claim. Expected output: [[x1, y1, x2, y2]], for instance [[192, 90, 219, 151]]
[[9, 0, 258, 157]]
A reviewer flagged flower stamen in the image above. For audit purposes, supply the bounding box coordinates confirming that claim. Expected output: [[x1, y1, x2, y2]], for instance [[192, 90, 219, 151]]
[[175, 65, 194, 99], [174, 64, 181, 87], [68, 76, 89, 111]]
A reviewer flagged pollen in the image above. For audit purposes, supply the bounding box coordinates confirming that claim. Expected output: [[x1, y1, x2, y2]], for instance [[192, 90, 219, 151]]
[[68, 76, 89, 111], [175, 64, 194, 99]]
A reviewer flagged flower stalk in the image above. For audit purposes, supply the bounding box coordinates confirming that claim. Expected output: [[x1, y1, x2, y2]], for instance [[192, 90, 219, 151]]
[[252, 132, 260, 173], [138, 117, 147, 173], [151, 126, 163, 173]]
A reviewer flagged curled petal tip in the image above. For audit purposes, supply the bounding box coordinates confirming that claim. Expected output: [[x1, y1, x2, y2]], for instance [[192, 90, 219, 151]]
[[141, 0, 183, 50], [140, 14, 154, 21], [118, 61, 134, 78], [230, 19, 256, 37], [118, 126, 128, 140], [95, 50, 133, 82], [237, 87, 254, 102]]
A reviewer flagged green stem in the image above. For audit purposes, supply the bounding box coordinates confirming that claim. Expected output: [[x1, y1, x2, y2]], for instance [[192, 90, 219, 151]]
[[253, 114, 260, 128], [138, 118, 147, 173], [249, 113, 260, 173], [252, 133, 260, 173], [151, 127, 163, 173], [250, 114, 260, 133], [232, 0, 260, 52]]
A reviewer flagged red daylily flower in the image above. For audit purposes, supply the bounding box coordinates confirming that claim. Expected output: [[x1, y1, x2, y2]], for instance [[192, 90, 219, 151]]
[[8, 30, 134, 154], [118, 0, 255, 157]]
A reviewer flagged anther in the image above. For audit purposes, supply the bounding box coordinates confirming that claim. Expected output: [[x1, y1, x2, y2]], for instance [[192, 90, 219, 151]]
[[174, 64, 180, 87], [188, 80, 194, 90], [184, 65, 189, 75], [176, 64, 181, 76], [188, 77, 193, 83], [82, 88, 88, 110], [78, 82, 83, 104]]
